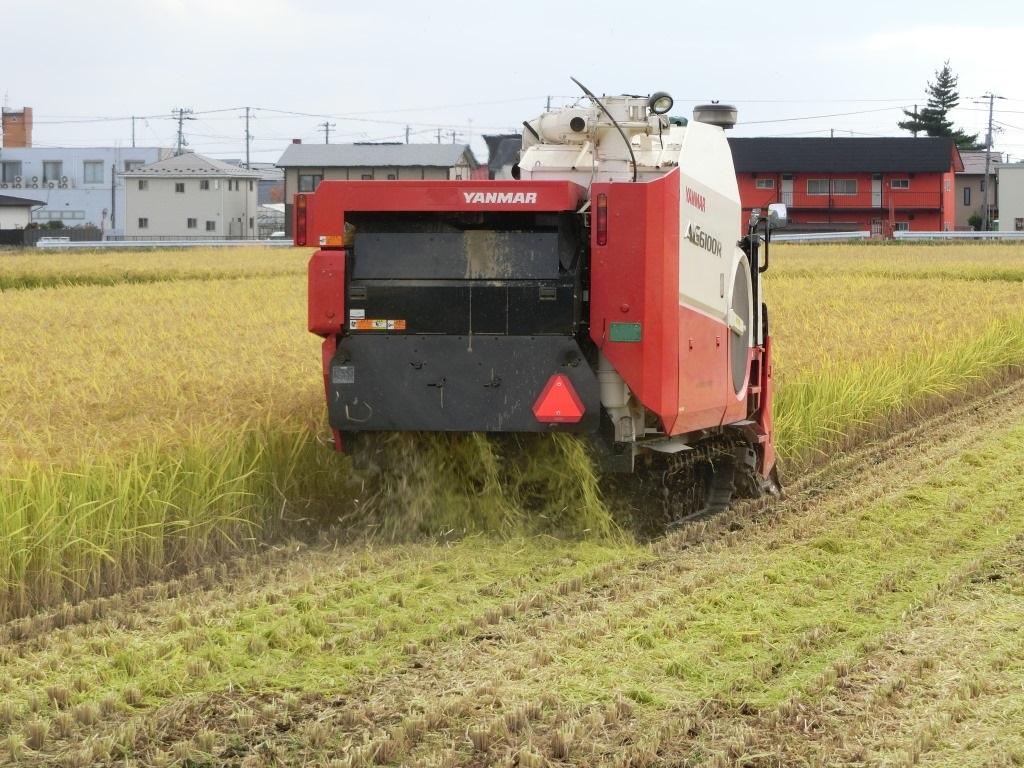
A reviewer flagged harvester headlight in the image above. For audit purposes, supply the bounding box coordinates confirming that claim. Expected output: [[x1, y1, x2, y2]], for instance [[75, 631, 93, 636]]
[[648, 92, 674, 115]]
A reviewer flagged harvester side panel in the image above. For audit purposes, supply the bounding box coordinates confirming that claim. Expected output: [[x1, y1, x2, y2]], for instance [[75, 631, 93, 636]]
[[589, 170, 680, 432]]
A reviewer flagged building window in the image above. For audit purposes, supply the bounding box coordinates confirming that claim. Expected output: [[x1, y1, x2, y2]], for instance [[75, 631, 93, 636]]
[[1016, 218, 1024, 232], [298, 174, 322, 192], [963, 186, 971, 206], [249, 217, 254, 229], [807, 179, 829, 195], [893, 222, 910, 232], [200, 179, 210, 191], [455, 174, 463, 180], [387, 174, 396, 180], [187, 218, 197, 229], [138, 179, 149, 191], [43, 161, 63, 183], [206, 221, 216, 232], [755, 178, 775, 189], [124, 160, 144, 171], [832, 179, 857, 195], [248, 180, 254, 191], [138, 218, 149, 229], [175, 182, 185, 193], [361, 174, 373, 180], [83, 161, 104, 184], [1, 161, 22, 183], [890, 178, 910, 189]]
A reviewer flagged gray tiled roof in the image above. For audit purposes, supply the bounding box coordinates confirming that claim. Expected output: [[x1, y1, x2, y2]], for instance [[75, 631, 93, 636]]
[[0, 193, 45, 206], [729, 137, 961, 173], [122, 152, 262, 178], [958, 150, 1003, 175], [276, 142, 477, 168]]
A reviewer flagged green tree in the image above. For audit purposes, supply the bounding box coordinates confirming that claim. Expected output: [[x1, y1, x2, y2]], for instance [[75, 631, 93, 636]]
[[899, 61, 979, 149]]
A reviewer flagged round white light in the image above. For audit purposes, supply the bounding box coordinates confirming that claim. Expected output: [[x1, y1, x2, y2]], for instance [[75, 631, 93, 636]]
[[649, 92, 674, 115]]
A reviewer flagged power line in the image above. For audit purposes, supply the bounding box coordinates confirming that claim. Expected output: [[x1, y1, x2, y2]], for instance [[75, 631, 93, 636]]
[[742, 105, 908, 125]]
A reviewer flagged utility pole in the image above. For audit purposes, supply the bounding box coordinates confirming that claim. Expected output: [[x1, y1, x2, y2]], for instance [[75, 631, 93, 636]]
[[980, 92, 999, 231], [172, 107, 194, 155], [436, 128, 442, 144], [911, 105, 918, 138], [546, 95, 552, 112], [405, 125, 410, 144], [244, 107, 252, 168], [131, 116, 136, 148], [973, 92, 1007, 230], [450, 130, 458, 144], [318, 121, 336, 144]]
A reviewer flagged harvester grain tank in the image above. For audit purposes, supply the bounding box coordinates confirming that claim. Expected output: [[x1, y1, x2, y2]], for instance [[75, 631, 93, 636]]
[[302, 81, 784, 517]]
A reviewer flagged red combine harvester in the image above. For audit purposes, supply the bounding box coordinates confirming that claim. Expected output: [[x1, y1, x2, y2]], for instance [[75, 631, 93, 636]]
[[302, 82, 784, 520]]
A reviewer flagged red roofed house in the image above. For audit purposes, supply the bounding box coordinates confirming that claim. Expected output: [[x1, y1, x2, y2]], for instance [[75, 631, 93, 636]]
[[728, 137, 963, 236]]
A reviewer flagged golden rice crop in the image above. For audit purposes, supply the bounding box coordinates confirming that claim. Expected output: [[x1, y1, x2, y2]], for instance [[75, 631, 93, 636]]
[[0, 245, 309, 290], [3, 243, 1024, 618], [773, 242, 1024, 282], [767, 272, 1024, 461]]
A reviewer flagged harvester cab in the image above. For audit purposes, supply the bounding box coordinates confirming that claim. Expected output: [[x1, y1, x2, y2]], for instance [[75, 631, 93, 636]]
[[303, 80, 781, 520]]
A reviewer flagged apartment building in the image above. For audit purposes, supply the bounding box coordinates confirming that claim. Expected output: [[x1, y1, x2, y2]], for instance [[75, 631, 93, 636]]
[[729, 137, 963, 235], [122, 152, 261, 238]]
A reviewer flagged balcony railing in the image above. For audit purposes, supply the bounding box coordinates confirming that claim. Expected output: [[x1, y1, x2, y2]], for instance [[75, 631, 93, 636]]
[[766, 190, 941, 210]]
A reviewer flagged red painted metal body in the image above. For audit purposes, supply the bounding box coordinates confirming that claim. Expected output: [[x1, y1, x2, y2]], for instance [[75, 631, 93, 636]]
[[296, 179, 587, 241], [588, 169, 750, 439], [308, 249, 346, 335], [589, 171, 682, 433], [303, 173, 775, 477]]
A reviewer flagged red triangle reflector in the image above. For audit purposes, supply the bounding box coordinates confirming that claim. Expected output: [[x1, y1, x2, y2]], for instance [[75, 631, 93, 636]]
[[532, 374, 585, 424]]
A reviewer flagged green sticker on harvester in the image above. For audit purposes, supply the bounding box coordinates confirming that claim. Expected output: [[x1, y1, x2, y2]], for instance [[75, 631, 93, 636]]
[[609, 322, 642, 342]]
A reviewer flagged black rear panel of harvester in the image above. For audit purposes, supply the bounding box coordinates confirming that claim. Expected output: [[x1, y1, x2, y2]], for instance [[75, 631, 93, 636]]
[[327, 211, 601, 433]]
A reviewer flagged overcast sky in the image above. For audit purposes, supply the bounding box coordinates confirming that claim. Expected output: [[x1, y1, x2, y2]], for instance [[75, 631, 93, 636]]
[[4, 0, 1023, 162]]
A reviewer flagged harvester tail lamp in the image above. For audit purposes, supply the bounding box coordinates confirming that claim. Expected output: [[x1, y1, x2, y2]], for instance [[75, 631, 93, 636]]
[[296, 194, 308, 246], [595, 193, 608, 246], [532, 374, 585, 424]]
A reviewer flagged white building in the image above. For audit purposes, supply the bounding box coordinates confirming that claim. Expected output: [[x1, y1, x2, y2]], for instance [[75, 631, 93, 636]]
[[997, 164, 1024, 232], [0, 193, 43, 229], [0, 146, 172, 233], [122, 153, 261, 238]]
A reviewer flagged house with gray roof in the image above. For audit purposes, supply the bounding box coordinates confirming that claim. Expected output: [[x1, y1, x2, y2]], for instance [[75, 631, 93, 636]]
[[122, 152, 260, 238], [276, 141, 480, 234], [956, 150, 1003, 230], [483, 134, 522, 180]]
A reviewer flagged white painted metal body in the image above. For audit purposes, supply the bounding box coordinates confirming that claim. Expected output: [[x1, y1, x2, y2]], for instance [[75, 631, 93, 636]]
[[518, 96, 754, 346]]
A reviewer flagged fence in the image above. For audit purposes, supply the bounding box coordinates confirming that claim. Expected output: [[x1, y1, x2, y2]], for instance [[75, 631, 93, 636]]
[[772, 231, 871, 243], [893, 230, 1024, 241], [36, 239, 293, 250], [23, 228, 103, 247]]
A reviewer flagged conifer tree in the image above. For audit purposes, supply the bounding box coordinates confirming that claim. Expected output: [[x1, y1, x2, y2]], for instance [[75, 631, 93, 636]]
[[899, 61, 979, 149]]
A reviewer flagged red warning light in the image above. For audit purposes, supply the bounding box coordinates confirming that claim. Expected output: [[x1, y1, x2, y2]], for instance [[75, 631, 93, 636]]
[[532, 374, 585, 424]]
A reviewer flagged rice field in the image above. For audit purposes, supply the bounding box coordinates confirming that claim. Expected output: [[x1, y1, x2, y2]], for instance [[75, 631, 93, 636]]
[[3, 243, 1024, 619], [2, 242, 1024, 765]]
